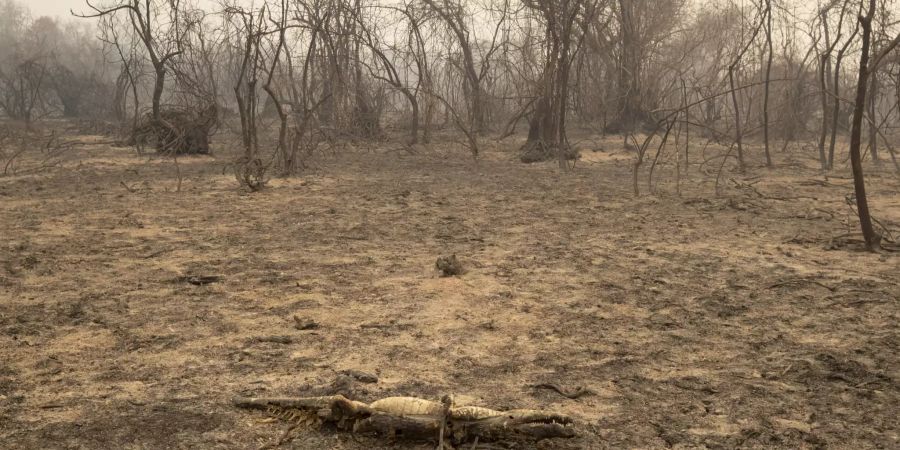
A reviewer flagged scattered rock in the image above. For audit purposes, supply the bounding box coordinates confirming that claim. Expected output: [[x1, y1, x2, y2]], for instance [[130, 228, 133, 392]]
[[436, 254, 463, 277], [175, 275, 222, 286], [252, 336, 293, 345], [341, 369, 378, 384], [531, 383, 595, 399], [771, 417, 813, 434], [293, 316, 320, 330]]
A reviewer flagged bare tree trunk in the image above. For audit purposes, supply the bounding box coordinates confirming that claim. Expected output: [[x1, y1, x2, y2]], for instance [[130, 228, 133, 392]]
[[682, 79, 689, 168], [728, 68, 745, 171], [520, 0, 588, 167], [819, 18, 837, 171], [817, 54, 831, 169], [421, 0, 487, 133], [727, 6, 765, 173], [263, 1, 291, 174], [556, 34, 570, 171], [612, 0, 646, 133], [868, 73, 880, 164], [762, 0, 773, 167], [405, 90, 420, 145], [232, 6, 263, 160], [829, 23, 858, 170], [151, 66, 165, 123], [817, 8, 841, 171], [848, 0, 879, 251]]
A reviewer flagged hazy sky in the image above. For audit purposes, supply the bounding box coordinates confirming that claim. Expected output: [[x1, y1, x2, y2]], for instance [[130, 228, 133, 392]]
[[26, 0, 226, 19], [28, 0, 91, 19], [23, 0, 831, 23]]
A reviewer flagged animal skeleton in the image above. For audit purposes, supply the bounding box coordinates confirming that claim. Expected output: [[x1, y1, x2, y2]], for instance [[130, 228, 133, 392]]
[[234, 394, 576, 446]]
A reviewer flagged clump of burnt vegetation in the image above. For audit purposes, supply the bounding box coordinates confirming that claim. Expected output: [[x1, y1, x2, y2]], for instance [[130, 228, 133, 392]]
[[132, 105, 218, 155]]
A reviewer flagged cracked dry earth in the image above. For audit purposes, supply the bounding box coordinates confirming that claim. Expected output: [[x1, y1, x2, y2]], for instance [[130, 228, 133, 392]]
[[1, 136, 899, 449]]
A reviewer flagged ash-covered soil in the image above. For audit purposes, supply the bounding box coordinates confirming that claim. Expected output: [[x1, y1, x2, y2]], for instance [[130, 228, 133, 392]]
[[1, 135, 898, 449]]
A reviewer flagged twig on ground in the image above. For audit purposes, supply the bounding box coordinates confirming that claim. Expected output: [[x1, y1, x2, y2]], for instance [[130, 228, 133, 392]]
[[767, 278, 836, 292], [530, 383, 595, 399]]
